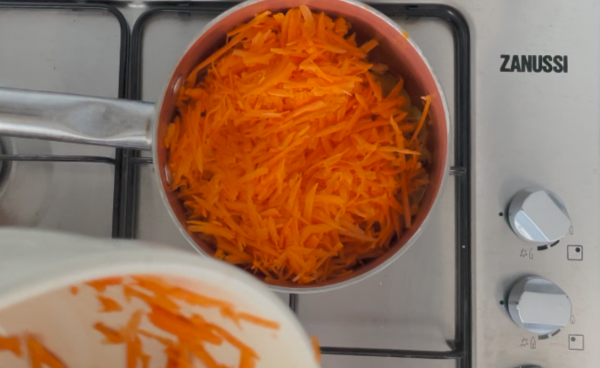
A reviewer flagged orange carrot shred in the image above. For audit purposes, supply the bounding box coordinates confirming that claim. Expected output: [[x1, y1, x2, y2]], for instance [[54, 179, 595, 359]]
[[311, 336, 321, 363], [138, 329, 174, 346], [148, 305, 223, 345], [410, 95, 432, 145], [85, 277, 122, 292], [400, 172, 412, 228], [69, 286, 78, 295], [190, 344, 228, 368], [97, 295, 123, 312], [26, 334, 68, 368], [123, 284, 179, 313], [235, 312, 280, 329], [0, 334, 22, 357], [93, 322, 125, 344]]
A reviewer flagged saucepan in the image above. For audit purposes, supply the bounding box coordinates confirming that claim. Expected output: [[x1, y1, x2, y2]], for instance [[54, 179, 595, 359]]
[[0, 0, 449, 292]]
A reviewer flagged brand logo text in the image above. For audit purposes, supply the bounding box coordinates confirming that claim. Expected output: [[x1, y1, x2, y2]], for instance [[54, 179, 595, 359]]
[[500, 55, 568, 73]]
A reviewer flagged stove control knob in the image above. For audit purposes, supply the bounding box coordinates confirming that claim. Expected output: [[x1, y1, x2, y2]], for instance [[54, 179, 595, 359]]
[[508, 189, 571, 243], [508, 276, 571, 334]]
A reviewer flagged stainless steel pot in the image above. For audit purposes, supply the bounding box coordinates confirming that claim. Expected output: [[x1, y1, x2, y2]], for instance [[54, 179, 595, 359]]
[[0, 0, 450, 293]]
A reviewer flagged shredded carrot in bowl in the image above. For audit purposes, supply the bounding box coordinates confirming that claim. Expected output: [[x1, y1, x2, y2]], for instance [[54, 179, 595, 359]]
[[166, 6, 432, 284], [0, 276, 284, 368]]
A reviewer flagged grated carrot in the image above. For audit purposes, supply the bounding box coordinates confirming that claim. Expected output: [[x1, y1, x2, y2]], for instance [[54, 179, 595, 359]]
[[86, 277, 123, 292], [26, 334, 68, 368], [88, 276, 277, 368], [97, 295, 123, 312], [2, 274, 282, 368], [234, 312, 280, 329], [311, 335, 321, 363], [0, 334, 21, 357], [167, 6, 432, 284], [93, 322, 125, 344]]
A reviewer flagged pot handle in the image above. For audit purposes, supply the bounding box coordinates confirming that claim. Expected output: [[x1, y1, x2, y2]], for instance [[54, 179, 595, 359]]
[[0, 88, 155, 150]]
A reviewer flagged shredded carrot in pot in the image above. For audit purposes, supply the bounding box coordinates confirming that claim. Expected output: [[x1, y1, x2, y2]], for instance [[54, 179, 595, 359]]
[[167, 5, 432, 284]]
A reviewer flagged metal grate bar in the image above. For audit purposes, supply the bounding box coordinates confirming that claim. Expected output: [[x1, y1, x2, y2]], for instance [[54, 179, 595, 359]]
[[320, 346, 465, 359], [0, 154, 116, 164]]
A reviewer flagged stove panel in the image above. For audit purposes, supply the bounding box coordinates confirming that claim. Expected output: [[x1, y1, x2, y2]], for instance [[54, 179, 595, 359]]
[[471, 0, 600, 366]]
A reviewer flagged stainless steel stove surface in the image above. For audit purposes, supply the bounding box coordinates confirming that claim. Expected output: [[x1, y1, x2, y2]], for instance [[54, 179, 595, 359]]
[[471, 0, 600, 367], [0, 1, 598, 368]]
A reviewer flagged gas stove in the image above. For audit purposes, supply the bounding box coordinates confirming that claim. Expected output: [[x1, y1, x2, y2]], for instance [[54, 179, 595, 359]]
[[0, 1, 598, 368]]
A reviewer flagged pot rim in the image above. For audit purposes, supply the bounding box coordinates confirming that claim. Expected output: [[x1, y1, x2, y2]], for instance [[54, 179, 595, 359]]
[[151, 0, 452, 293]]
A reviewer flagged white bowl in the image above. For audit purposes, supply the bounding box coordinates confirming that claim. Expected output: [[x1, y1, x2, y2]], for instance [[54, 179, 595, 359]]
[[0, 228, 319, 368]]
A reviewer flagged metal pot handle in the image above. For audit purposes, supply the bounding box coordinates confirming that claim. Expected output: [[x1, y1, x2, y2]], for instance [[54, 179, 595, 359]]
[[0, 88, 155, 150]]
